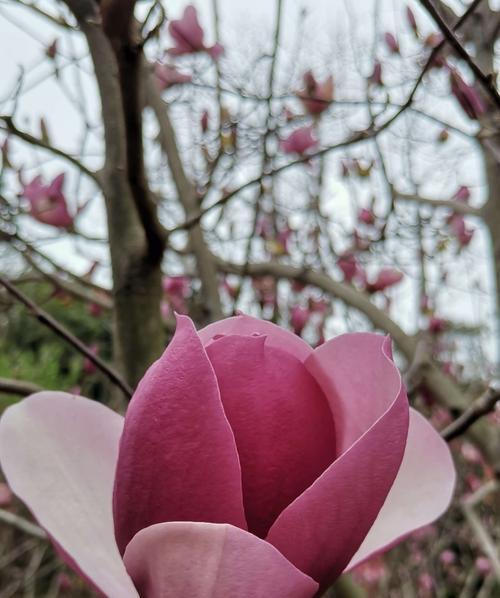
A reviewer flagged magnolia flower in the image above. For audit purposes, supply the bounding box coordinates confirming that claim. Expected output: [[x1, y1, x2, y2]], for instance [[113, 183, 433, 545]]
[[337, 253, 367, 284], [280, 126, 319, 155], [0, 315, 455, 597], [153, 62, 192, 91], [406, 6, 418, 35], [296, 70, 334, 116], [162, 275, 191, 314], [21, 173, 73, 228], [450, 71, 486, 120], [447, 214, 474, 247], [168, 5, 223, 59], [358, 207, 375, 226], [366, 268, 404, 293], [384, 32, 400, 54], [368, 61, 383, 86], [290, 305, 310, 336]]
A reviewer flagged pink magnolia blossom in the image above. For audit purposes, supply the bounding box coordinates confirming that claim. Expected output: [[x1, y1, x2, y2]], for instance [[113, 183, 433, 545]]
[[252, 276, 276, 308], [454, 185, 471, 203], [450, 71, 486, 120], [337, 253, 367, 284], [366, 268, 404, 293], [280, 126, 319, 155], [154, 62, 191, 91], [384, 32, 400, 54], [406, 6, 418, 35], [163, 275, 191, 314], [368, 61, 383, 86], [168, 5, 224, 60], [296, 70, 334, 116], [290, 305, 310, 336], [0, 315, 455, 597], [21, 173, 73, 228], [358, 207, 375, 226], [448, 213, 474, 247]]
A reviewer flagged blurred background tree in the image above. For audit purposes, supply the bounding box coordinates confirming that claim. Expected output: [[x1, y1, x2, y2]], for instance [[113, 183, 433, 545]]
[[0, 0, 499, 595]]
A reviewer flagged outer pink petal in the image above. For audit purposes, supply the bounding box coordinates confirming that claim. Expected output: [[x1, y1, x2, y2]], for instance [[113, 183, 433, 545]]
[[266, 335, 409, 589], [345, 408, 456, 570], [123, 521, 318, 598], [0, 392, 137, 598], [198, 313, 313, 362], [206, 334, 335, 538], [113, 315, 246, 554], [306, 333, 402, 454]]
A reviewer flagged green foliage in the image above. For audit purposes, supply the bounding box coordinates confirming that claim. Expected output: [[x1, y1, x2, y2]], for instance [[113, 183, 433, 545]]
[[0, 279, 113, 410]]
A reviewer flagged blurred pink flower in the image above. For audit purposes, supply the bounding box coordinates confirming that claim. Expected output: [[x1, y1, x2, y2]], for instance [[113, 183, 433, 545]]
[[83, 344, 99, 376], [368, 61, 383, 86], [0, 316, 455, 597], [296, 70, 334, 116], [0, 481, 13, 507], [476, 556, 492, 575], [439, 549, 456, 565], [168, 5, 224, 59], [337, 253, 366, 284], [163, 275, 191, 314], [358, 208, 375, 226], [454, 185, 471, 203], [384, 32, 400, 54], [450, 70, 486, 120], [406, 6, 418, 35], [448, 213, 474, 247], [366, 268, 404, 293], [21, 173, 73, 228], [154, 62, 191, 91], [290, 305, 310, 336], [280, 126, 319, 155]]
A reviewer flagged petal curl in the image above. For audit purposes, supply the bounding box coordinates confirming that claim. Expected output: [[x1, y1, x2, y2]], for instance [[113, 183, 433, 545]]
[[0, 392, 137, 597], [206, 334, 335, 537], [123, 521, 318, 598], [266, 335, 409, 589], [113, 315, 246, 554], [346, 408, 456, 570], [306, 333, 402, 454], [199, 314, 313, 362]]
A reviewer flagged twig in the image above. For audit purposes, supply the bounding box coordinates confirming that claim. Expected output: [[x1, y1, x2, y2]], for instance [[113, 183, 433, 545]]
[[0, 116, 100, 185], [0, 508, 47, 540], [0, 377, 42, 396], [419, 0, 500, 111], [0, 276, 133, 399], [442, 387, 500, 441]]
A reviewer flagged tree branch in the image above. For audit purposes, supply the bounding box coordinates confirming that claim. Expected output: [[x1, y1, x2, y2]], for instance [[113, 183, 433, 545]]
[[442, 387, 500, 441], [0, 377, 42, 396], [0, 116, 100, 184], [0, 276, 133, 398], [419, 0, 500, 110]]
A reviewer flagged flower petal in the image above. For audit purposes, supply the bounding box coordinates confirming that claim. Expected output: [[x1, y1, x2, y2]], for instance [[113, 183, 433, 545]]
[[199, 313, 313, 362], [123, 521, 318, 598], [113, 315, 247, 554], [266, 334, 409, 589], [0, 392, 137, 597], [206, 333, 335, 538], [306, 333, 402, 455], [346, 408, 456, 570]]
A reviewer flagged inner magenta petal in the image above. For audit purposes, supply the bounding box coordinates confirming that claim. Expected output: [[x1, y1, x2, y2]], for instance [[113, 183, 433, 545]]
[[205, 334, 336, 538]]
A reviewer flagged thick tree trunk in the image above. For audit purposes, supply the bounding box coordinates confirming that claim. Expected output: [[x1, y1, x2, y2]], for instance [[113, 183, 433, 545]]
[[65, 2, 164, 390]]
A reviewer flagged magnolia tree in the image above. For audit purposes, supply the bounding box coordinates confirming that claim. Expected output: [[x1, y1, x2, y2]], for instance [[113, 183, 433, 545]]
[[0, 0, 499, 596]]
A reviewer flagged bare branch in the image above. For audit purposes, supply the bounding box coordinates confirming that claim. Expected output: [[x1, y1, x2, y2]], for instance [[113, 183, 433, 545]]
[[0, 377, 42, 396], [0, 276, 133, 399], [442, 387, 500, 441], [0, 116, 100, 184], [419, 0, 500, 111]]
